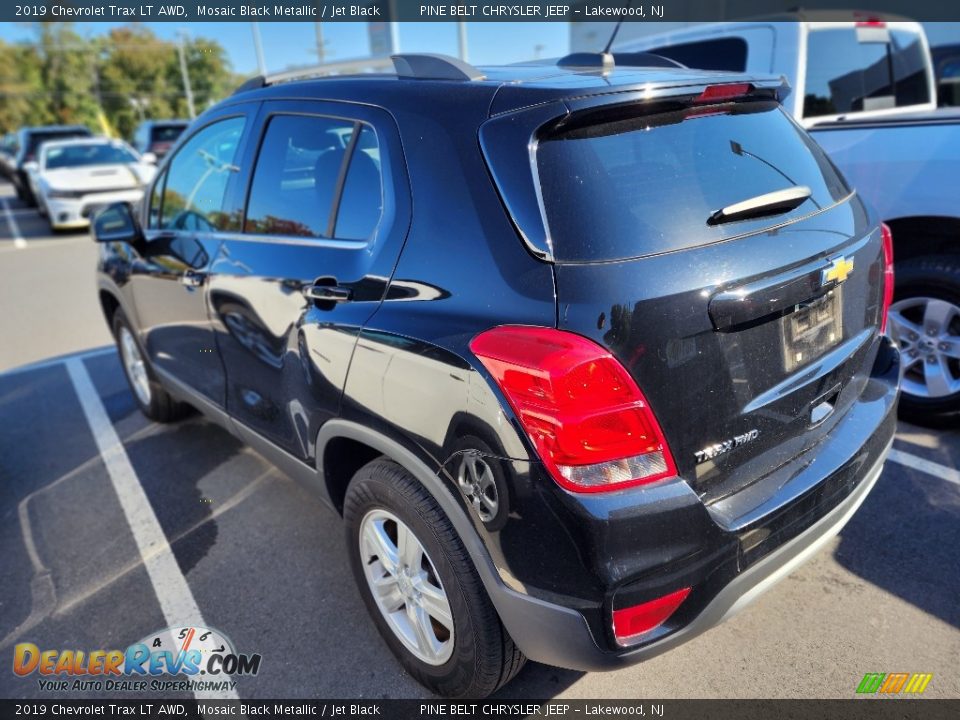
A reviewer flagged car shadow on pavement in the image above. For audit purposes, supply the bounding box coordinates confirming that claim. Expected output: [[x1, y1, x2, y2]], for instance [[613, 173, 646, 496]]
[[834, 463, 960, 629], [122, 419, 246, 575], [493, 663, 584, 698]]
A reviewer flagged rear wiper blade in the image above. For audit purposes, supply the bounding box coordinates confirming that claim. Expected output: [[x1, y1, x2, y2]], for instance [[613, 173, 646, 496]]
[[707, 186, 812, 226]]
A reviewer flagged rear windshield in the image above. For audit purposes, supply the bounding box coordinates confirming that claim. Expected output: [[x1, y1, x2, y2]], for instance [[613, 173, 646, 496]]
[[151, 124, 187, 143], [803, 27, 931, 118], [536, 100, 850, 262]]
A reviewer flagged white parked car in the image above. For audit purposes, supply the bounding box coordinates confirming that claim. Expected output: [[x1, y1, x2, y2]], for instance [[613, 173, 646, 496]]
[[30, 138, 156, 231]]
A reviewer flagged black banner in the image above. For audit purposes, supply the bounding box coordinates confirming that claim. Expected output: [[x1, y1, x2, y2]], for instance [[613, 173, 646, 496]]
[[1, 700, 959, 719], [7, 0, 960, 23]]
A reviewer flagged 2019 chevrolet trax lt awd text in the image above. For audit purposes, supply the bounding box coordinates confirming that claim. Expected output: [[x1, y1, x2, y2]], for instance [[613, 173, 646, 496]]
[[93, 53, 900, 697]]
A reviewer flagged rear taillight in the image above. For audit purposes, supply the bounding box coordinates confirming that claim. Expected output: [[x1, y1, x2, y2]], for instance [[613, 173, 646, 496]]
[[880, 223, 894, 334], [470, 326, 676, 493], [612, 587, 691, 645]]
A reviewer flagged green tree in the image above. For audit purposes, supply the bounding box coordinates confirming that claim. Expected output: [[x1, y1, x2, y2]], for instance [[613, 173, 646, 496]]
[[99, 25, 179, 139], [0, 41, 48, 132], [34, 23, 99, 128]]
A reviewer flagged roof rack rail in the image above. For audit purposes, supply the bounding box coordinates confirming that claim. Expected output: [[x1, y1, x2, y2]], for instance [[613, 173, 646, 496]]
[[391, 53, 486, 81], [232, 56, 395, 94], [556, 51, 687, 72]]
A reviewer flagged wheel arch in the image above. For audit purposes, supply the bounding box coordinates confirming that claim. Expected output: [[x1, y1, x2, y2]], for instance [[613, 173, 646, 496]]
[[313, 418, 593, 666], [884, 216, 960, 263]]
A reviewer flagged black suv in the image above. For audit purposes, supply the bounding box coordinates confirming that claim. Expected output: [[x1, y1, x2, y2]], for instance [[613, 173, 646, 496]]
[[93, 54, 900, 697]]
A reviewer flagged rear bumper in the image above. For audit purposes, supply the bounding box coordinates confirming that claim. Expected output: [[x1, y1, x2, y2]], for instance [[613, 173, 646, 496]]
[[488, 336, 899, 671]]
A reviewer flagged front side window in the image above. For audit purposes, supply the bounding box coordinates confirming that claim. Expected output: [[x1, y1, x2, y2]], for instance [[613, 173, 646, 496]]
[[160, 116, 246, 232], [244, 114, 383, 240], [804, 27, 931, 118], [148, 169, 166, 229]]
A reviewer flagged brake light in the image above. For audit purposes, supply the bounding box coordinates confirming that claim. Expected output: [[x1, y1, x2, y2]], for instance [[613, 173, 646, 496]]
[[470, 326, 676, 493], [612, 588, 691, 645], [855, 19, 886, 28], [695, 83, 753, 103], [880, 223, 895, 334]]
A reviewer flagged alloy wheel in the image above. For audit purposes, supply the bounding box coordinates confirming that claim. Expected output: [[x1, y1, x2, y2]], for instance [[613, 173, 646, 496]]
[[119, 326, 152, 407], [358, 509, 454, 666], [888, 296, 960, 399]]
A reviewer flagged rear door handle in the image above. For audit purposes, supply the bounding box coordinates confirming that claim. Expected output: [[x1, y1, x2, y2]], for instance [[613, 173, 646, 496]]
[[181, 270, 206, 288], [302, 280, 352, 303]]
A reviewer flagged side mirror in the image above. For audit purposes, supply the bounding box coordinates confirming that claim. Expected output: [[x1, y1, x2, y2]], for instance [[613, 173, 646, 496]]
[[23, 160, 38, 173], [140, 152, 157, 165], [92, 202, 143, 244]]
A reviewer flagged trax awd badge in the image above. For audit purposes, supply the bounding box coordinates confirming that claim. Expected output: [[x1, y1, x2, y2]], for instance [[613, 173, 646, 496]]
[[695, 429, 759, 464], [821, 255, 854, 286]]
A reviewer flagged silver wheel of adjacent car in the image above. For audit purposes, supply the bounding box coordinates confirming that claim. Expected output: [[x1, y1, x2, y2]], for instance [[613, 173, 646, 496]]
[[888, 296, 960, 399], [119, 326, 152, 406], [359, 509, 455, 666]]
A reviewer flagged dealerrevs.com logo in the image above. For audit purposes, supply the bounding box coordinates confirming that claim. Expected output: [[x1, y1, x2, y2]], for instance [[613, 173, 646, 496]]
[[13, 626, 261, 693]]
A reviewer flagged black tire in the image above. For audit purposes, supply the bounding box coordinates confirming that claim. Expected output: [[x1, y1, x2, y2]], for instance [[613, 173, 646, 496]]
[[344, 458, 525, 698], [112, 308, 191, 423], [890, 255, 960, 425]]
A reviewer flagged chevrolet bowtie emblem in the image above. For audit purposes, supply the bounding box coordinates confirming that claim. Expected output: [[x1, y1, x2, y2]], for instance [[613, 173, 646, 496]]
[[822, 255, 854, 286]]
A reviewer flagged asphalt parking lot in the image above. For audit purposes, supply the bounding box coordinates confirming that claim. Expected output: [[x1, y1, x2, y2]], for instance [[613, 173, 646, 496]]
[[1, 181, 958, 700]]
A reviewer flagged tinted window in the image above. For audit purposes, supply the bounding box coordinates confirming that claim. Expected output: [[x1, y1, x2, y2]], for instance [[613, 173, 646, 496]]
[[160, 116, 245, 232], [536, 101, 850, 262], [646, 37, 747, 72], [44, 143, 138, 170], [935, 51, 960, 106], [151, 124, 187, 143], [804, 28, 931, 118], [245, 114, 382, 240], [334, 126, 383, 240]]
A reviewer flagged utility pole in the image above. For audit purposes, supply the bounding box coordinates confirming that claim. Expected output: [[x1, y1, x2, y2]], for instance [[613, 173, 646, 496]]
[[177, 31, 196, 119], [314, 22, 326, 64], [251, 22, 267, 75], [457, 22, 468, 62]]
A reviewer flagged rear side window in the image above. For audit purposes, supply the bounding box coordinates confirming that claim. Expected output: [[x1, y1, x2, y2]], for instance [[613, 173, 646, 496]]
[[244, 114, 382, 240], [646, 38, 748, 72], [536, 101, 850, 262], [803, 27, 931, 118]]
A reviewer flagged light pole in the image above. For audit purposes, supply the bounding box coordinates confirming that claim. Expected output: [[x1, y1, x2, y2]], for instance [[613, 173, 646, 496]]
[[251, 22, 267, 75], [177, 30, 196, 119], [457, 22, 468, 62]]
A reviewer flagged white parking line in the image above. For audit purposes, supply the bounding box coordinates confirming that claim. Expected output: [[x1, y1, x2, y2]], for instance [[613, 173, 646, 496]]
[[1, 195, 27, 248], [65, 357, 239, 701], [888, 448, 960, 487], [1, 345, 115, 377]]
